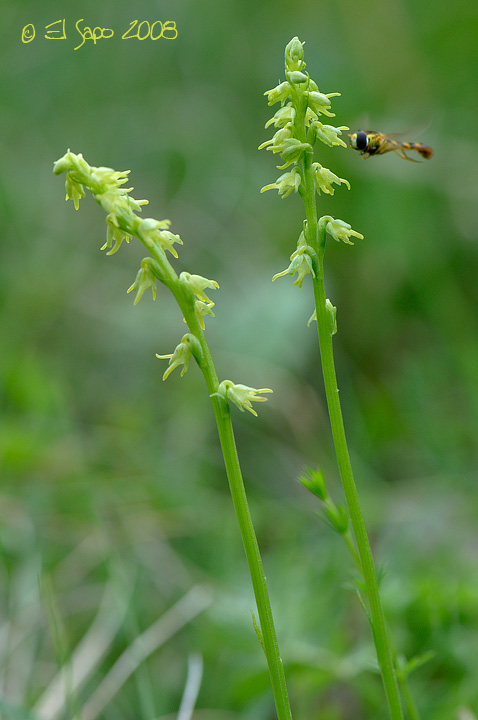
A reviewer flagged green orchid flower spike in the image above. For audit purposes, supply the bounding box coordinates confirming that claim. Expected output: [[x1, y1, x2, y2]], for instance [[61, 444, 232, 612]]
[[52, 36, 422, 720], [54, 143, 292, 720], [260, 37, 414, 720]]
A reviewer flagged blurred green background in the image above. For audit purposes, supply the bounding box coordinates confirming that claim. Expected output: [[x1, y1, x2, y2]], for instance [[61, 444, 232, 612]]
[[1, 0, 478, 718]]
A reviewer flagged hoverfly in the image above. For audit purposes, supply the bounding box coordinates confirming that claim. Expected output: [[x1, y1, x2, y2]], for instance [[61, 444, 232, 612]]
[[348, 130, 433, 161]]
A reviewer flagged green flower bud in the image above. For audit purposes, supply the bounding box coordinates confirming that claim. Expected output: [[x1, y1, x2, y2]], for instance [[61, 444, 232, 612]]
[[285, 37, 305, 72], [307, 301, 337, 333], [299, 467, 327, 500], [306, 123, 317, 146], [286, 70, 308, 84], [326, 299, 337, 335], [53, 154, 72, 175], [68, 151, 90, 176]]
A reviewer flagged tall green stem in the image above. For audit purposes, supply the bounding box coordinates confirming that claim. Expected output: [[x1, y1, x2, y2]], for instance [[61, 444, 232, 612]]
[[197, 339, 292, 720], [301, 153, 404, 720], [158, 265, 293, 720], [212, 400, 292, 720]]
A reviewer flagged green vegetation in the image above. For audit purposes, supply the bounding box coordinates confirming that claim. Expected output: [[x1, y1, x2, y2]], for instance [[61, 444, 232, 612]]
[[2, 2, 478, 719]]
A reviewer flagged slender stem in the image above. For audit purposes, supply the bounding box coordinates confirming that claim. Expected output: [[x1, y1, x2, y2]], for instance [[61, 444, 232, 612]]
[[195, 332, 292, 720], [212, 400, 293, 720], [399, 675, 421, 720], [300, 153, 404, 720], [56, 158, 292, 719], [157, 268, 293, 720]]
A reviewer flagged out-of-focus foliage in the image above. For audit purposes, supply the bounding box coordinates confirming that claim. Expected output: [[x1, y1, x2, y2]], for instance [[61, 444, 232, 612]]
[[1, 0, 478, 718]]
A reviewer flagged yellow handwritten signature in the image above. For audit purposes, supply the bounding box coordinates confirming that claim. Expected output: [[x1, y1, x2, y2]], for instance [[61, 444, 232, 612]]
[[22, 19, 178, 50]]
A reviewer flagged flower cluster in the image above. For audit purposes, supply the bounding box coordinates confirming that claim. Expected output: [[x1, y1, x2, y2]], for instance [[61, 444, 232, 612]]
[[260, 37, 349, 199], [53, 150, 182, 259], [54, 151, 219, 369], [261, 38, 364, 297], [54, 152, 273, 417]]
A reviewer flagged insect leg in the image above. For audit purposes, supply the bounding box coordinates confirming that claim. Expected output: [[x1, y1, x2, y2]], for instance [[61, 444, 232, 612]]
[[393, 147, 419, 162]]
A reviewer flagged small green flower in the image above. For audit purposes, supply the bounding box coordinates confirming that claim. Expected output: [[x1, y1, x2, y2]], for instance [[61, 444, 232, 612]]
[[314, 122, 349, 148], [265, 104, 296, 130], [90, 166, 132, 193], [179, 272, 219, 305], [258, 124, 295, 152], [212, 380, 273, 417], [312, 163, 350, 195], [260, 168, 302, 198], [264, 81, 291, 106], [193, 300, 215, 330], [272, 245, 315, 288], [156, 334, 203, 380], [305, 90, 340, 118], [137, 218, 183, 257], [319, 215, 364, 245], [266, 136, 303, 157], [127, 258, 158, 305], [65, 173, 85, 210], [276, 139, 313, 168], [101, 220, 132, 255], [97, 191, 137, 221]]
